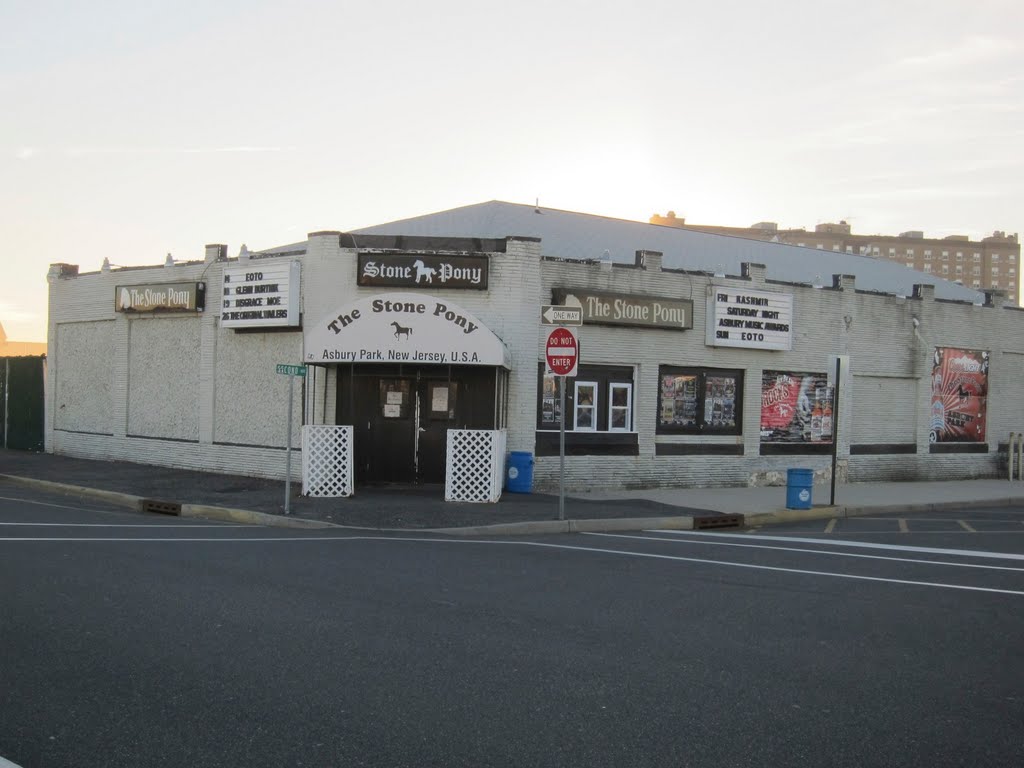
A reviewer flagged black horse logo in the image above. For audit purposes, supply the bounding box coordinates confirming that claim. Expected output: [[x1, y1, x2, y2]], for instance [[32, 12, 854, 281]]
[[390, 321, 412, 340]]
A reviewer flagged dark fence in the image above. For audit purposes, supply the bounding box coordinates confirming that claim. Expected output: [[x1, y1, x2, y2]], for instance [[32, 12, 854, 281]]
[[2, 356, 46, 451]]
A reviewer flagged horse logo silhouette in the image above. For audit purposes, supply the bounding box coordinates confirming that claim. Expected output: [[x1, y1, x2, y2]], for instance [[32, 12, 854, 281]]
[[412, 259, 435, 284], [390, 321, 412, 340]]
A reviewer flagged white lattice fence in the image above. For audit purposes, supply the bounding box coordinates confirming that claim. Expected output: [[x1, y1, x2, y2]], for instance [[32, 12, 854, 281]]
[[445, 429, 506, 503], [302, 425, 354, 498]]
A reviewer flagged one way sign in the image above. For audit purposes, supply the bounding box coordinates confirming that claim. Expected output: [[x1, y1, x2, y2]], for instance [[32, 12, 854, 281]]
[[541, 305, 583, 326]]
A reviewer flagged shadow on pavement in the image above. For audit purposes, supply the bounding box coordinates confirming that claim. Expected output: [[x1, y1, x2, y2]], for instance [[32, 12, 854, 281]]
[[0, 449, 716, 529]]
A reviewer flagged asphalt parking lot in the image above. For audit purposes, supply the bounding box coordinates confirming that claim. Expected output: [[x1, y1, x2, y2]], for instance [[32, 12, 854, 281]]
[[2, 485, 1022, 768], [749, 506, 1024, 553]]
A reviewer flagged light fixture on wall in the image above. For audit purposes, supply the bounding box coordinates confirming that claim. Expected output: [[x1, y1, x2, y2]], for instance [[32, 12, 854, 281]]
[[912, 315, 925, 344]]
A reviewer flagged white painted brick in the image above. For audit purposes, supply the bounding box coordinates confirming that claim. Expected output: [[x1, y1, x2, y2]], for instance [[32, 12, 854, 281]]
[[44, 239, 1024, 491]]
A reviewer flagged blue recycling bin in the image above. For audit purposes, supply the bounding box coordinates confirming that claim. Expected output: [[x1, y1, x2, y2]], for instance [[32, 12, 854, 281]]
[[786, 468, 814, 510], [506, 451, 535, 493]]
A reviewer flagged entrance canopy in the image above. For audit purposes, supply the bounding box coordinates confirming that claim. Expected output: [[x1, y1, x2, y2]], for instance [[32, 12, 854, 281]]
[[305, 293, 511, 368]]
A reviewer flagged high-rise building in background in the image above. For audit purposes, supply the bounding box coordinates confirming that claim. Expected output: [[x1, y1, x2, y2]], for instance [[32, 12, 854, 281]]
[[650, 212, 1020, 303]]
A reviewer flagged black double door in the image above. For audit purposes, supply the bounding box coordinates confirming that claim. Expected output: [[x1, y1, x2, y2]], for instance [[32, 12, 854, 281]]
[[338, 366, 496, 486]]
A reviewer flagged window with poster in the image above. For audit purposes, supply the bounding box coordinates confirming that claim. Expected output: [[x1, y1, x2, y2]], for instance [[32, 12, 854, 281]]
[[427, 381, 458, 420], [656, 367, 743, 435], [930, 347, 988, 447], [608, 383, 633, 432], [759, 370, 833, 452], [536, 364, 637, 455], [573, 381, 598, 431], [379, 379, 412, 419]]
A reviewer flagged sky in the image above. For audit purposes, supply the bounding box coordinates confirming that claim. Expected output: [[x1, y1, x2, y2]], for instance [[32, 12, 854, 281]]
[[3, 0, 1022, 342]]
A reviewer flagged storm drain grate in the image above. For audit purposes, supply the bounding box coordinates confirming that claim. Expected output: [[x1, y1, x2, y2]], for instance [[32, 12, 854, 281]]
[[140, 499, 182, 516], [693, 514, 744, 530]]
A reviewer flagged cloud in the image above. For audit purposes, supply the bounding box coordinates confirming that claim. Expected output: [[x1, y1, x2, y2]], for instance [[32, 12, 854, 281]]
[[847, 185, 1011, 202], [183, 146, 298, 154], [896, 36, 1018, 71], [15, 147, 36, 160], [63, 146, 297, 156], [0, 301, 40, 324]]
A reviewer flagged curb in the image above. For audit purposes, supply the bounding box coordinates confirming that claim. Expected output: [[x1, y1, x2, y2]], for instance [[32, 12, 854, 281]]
[[0, 474, 144, 511], [180, 504, 342, 530], [6, 472, 1024, 536], [0, 474, 340, 530], [2, 473, 696, 536], [429, 515, 695, 537]]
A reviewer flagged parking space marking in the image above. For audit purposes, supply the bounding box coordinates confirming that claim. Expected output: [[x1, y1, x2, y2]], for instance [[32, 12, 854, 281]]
[[749, 530, 1024, 536], [958, 520, 977, 533], [824, 519, 837, 534], [855, 516, 1024, 523], [584, 532, 1024, 572], [2, 534, 1023, 597], [899, 518, 909, 533], [647, 530, 1024, 561], [0, 522, 248, 528]]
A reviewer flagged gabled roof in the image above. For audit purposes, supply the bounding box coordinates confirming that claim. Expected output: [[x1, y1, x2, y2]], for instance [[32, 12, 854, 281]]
[[353, 200, 984, 302]]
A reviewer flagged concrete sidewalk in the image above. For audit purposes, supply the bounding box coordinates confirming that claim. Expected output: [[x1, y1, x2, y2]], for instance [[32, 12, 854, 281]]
[[3, 449, 1024, 534]]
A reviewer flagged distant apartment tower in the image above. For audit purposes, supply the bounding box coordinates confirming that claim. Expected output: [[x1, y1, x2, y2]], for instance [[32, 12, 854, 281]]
[[650, 212, 1020, 303]]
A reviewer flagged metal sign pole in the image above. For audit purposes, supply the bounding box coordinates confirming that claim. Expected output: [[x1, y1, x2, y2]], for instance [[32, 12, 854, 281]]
[[285, 373, 294, 515], [3, 358, 9, 450], [830, 356, 840, 506], [275, 363, 307, 514], [559, 379, 566, 521]]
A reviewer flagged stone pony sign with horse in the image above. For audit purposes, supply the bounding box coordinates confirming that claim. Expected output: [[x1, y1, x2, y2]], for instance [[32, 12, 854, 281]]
[[357, 253, 488, 289], [304, 293, 510, 368]]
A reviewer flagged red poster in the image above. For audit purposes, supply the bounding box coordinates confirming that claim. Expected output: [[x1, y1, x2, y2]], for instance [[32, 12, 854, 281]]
[[760, 371, 833, 444], [930, 348, 988, 443]]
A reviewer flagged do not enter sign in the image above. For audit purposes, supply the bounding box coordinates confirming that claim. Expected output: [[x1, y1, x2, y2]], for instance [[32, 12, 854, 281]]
[[546, 327, 579, 377]]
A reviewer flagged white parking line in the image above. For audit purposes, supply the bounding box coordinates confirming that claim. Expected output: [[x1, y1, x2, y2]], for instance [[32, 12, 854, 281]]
[[2, 534, 1022, 597], [647, 530, 1024, 561], [1, 754, 25, 768], [0, 522, 249, 528], [582, 532, 1024, 572]]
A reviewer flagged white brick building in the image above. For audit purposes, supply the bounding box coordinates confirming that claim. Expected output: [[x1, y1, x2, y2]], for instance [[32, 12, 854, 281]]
[[44, 204, 1024, 494]]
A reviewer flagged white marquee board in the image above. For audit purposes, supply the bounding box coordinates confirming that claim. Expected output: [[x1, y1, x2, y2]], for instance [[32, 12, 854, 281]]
[[706, 286, 793, 351], [221, 261, 301, 329]]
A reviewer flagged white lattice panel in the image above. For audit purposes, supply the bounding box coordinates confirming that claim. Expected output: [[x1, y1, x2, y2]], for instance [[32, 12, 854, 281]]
[[445, 429, 506, 503], [302, 425, 354, 497]]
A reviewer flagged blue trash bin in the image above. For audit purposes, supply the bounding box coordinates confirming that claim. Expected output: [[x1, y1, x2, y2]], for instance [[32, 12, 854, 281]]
[[786, 468, 814, 510], [506, 451, 534, 493]]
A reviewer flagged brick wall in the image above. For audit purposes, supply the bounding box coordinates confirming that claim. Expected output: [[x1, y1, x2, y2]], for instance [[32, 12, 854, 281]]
[[45, 237, 1024, 490]]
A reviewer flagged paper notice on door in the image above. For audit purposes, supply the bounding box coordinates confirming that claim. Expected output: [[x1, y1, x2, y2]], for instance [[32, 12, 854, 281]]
[[386, 391, 404, 405], [432, 386, 449, 413], [384, 403, 401, 418]]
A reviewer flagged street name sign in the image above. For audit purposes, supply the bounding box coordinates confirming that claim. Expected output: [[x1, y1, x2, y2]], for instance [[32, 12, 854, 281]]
[[276, 364, 307, 376]]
